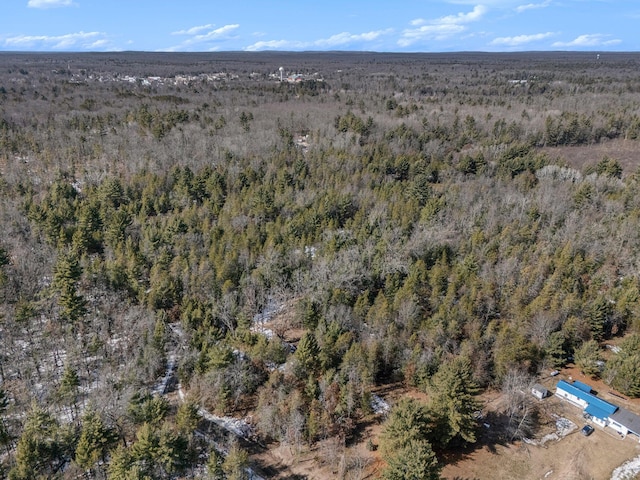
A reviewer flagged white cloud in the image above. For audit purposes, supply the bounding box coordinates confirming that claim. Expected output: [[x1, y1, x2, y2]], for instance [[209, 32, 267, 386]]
[[88, 39, 108, 49], [190, 24, 239, 41], [315, 29, 392, 47], [399, 24, 466, 47], [3, 31, 107, 50], [166, 24, 240, 51], [491, 31, 555, 46], [244, 39, 303, 51], [172, 24, 214, 36], [244, 29, 392, 52], [447, 0, 517, 5], [27, 0, 73, 8], [400, 5, 487, 47], [552, 34, 621, 47], [436, 5, 488, 24], [515, 1, 551, 13]]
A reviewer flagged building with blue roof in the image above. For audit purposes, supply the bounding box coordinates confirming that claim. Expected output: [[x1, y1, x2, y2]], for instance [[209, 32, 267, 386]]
[[572, 380, 594, 393], [555, 380, 640, 440]]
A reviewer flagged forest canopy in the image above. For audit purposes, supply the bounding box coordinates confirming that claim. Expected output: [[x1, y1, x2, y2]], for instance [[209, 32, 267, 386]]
[[1, 51, 640, 479]]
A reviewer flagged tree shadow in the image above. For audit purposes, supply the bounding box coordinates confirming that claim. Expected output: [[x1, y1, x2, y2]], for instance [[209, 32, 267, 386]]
[[437, 409, 526, 467], [345, 414, 382, 447]]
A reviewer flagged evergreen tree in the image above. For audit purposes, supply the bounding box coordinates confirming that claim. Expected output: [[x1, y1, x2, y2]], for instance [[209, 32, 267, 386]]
[[222, 439, 249, 480], [53, 250, 87, 324], [381, 438, 441, 480], [9, 403, 62, 480], [574, 340, 602, 378], [74, 408, 118, 472], [379, 398, 434, 459], [175, 400, 200, 435], [544, 331, 566, 368], [588, 296, 613, 341], [294, 331, 320, 375], [57, 365, 80, 415], [206, 449, 225, 479], [605, 334, 640, 397], [107, 445, 144, 480], [379, 399, 440, 480], [428, 357, 481, 448], [0, 388, 10, 454], [127, 392, 169, 426]]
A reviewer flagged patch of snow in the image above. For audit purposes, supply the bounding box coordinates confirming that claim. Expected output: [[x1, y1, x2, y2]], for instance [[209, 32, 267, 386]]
[[525, 417, 576, 446], [607, 344, 622, 354], [252, 299, 283, 326], [232, 349, 248, 361], [555, 416, 577, 437], [198, 408, 254, 439], [251, 326, 275, 340], [371, 394, 390, 415], [107, 336, 123, 347], [536, 432, 560, 446], [168, 323, 185, 338], [251, 299, 285, 340], [611, 455, 640, 480], [152, 353, 177, 396], [264, 361, 284, 372]]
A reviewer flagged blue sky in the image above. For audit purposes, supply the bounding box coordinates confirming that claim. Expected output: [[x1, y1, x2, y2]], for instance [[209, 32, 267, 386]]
[[0, 0, 638, 53]]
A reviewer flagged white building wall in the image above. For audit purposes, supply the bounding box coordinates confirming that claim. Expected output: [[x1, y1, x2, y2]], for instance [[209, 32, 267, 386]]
[[556, 389, 588, 409], [608, 420, 628, 435]]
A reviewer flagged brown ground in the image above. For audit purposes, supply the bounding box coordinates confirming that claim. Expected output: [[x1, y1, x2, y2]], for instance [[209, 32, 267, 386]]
[[245, 366, 640, 480], [541, 138, 640, 175], [441, 366, 640, 480]]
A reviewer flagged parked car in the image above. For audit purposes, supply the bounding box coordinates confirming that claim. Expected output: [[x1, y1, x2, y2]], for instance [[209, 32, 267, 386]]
[[581, 425, 594, 436]]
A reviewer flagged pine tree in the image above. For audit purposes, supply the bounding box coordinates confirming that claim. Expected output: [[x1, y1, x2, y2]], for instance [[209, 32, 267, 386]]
[[53, 250, 87, 324], [9, 403, 62, 480], [588, 295, 613, 341], [206, 449, 225, 479], [544, 331, 566, 368], [295, 331, 320, 375], [127, 392, 169, 426], [74, 408, 118, 471], [222, 439, 249, 480], [381, 438, 441, 480], [379, 399, 441, 480], [379, 398, 434, 459], [58, 366, 80, 403], [428, 357, 481, 448], [175, 400, 200, 435], [574, 339, 602, 377], [605, 334, 640, 397]]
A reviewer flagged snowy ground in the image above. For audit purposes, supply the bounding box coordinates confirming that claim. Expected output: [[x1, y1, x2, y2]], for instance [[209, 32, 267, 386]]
[[198, 408, 255, 440], [371, 394, 390, 415], [151, 353, 177, 396], [611, 455, 640, 480], [523, 417, 577, 447]]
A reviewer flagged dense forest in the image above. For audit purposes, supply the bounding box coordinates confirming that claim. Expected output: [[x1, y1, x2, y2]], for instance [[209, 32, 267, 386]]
[[1, 51, 640, 479]]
